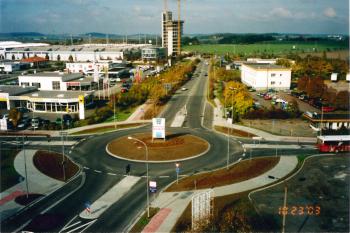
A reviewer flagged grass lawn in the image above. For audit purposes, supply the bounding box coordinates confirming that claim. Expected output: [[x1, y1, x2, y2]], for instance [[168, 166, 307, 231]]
[[183, 42, 348, 55], [165, 157, 279, 192], [129, 207, 160, 233], [0, 149, 21, 192], [33, 150, 79, 181], [70, 123, 144, 135], [104, 107, 137, 122]]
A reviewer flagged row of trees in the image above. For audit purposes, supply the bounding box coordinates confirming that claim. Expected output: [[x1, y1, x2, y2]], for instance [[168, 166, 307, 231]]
[[297, 76, 349, 110]]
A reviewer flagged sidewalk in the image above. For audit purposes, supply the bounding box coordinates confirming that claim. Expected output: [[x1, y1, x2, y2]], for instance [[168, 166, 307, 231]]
[[213, 99, 316, 143], [0, 149, 64, 221], [143, 156, 298, 232]]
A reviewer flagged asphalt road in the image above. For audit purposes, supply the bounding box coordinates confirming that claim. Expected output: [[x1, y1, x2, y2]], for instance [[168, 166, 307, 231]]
[[1, 59, 319, 233]]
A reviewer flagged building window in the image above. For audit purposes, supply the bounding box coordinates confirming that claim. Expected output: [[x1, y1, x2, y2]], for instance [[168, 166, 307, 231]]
[[280, 74, 282, 76], [271, 73, 276, 77], [32, 82, 41, 88], [52, 81, 60, 90], [21, 82, 30, 87], [271, 81, 275, 85]]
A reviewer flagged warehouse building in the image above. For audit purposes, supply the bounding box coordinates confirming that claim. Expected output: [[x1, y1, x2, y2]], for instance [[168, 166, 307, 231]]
[[241, 63, 291, 90]]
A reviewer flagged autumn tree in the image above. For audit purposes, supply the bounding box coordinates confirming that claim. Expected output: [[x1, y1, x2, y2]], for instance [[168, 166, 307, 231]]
[[222, 81, 253, 116], [297, 76, 309, 92], [68, 55, 74, 62], [9, 108, 22, 128], [306, 76, 325, 98], [276, 58, 292, 68], [335, 91, 349, 110]]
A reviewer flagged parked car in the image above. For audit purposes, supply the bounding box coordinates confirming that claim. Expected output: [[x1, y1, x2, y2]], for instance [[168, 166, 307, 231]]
[[322, 106, 335, 112], [181, 87, 188, 91], [17, 120, 30, 130], [31, 118, 41, 129], [264, 95, 272, 100]]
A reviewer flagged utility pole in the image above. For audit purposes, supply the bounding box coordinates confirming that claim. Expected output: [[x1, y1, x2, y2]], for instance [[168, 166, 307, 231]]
[[22, 136, 29, 198]]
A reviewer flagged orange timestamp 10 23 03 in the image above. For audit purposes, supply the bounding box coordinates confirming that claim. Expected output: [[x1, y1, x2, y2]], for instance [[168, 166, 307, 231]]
[[278, 205, 321, 216]]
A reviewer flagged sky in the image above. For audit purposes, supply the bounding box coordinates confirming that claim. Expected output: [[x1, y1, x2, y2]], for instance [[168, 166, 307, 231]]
[[0, 0, 349, 35]]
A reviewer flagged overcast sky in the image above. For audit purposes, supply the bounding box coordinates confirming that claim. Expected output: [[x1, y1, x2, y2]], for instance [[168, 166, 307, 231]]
[[1, 0, 349, 35]]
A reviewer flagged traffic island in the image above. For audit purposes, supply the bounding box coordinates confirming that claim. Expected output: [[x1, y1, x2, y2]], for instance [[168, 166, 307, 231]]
[[165, 157, 280, 192], [106, 132, 210, 162], [33, 150, 79, 181]]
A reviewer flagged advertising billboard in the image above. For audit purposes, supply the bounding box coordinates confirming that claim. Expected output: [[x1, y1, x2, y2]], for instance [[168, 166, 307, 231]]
[[152, 118, 165, 139]]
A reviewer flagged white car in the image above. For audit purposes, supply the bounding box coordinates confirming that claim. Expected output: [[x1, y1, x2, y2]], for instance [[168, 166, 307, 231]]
[[181, 87, 187, 91]]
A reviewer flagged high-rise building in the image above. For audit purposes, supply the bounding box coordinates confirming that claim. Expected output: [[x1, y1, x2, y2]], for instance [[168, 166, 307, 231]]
[[161, 11, 184, 56]]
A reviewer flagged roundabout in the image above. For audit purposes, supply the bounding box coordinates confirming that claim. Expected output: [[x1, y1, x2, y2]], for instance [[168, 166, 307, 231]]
[[106, 132, 210, 163]]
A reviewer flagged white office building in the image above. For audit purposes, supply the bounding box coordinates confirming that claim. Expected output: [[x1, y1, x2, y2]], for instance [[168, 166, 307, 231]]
[[241, 63, 291, 90]]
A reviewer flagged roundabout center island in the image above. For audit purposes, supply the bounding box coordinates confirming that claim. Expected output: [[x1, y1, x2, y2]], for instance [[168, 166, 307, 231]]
[[106, 132, 210, 162]]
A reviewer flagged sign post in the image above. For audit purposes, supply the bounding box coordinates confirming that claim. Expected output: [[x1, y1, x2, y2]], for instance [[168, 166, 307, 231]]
[[175, 163, 180, 184], [149, 181, 157, 193], [152, 118, 165, 141]]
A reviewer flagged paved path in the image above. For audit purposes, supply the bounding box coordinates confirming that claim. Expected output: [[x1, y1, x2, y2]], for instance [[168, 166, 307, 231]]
[[79, 176, 141, 219], [0, 149, 64, 221], [213, 99, 316, 143], [170, 105, 187, 127], [144, 155, 298, 232]]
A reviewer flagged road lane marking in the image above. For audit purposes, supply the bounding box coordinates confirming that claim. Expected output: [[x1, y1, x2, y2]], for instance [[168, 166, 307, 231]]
[[94, 170, 102, 173], [244, 148, 247, 152], [107, 172, 117, 176], [83, 166, 90, 170], [159, 176, 170, 178], [66, 219, 97, 233]]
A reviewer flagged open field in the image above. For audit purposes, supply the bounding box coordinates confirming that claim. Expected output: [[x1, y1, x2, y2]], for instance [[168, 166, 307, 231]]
[[183, 42, 348, 56]]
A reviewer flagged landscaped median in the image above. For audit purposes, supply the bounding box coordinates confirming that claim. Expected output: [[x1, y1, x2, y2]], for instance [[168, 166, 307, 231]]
[[106, 132, 210, 162], [69, 123, 145, 135]]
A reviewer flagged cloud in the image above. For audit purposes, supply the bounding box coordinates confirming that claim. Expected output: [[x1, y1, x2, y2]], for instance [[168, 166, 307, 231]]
[[324, 7, 336, 18], [271, 7, 292, 18]]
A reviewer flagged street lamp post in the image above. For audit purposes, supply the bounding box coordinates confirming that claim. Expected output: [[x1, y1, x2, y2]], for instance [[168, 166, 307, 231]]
[[22, 135, 29, 198], [128, 136, 150, 218], [226, 87, 236, 169]]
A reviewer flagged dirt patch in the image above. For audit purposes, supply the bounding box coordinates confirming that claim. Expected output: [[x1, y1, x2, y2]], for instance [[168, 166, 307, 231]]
[[71, 123, 144, 135], [165, 157, 280, 192], [33, 150, 79, 181], [15, 193, 44, 206], [241, 118, 315, 137], [214, 125, 257, 138], [107, 132, 209, 161]]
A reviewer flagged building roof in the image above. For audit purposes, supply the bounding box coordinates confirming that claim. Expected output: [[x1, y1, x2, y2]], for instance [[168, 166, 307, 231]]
[[0, 85, 37, 96], [21, 56, 48, 63], [24, 90, 92, 99], [303, 112, 350, 122], [21, 72, 83, 79], [243, 63, 290, 70]]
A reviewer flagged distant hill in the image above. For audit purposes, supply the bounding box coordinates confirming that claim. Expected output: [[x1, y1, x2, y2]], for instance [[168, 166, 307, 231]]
[[83, 32, 122, 38], [0, 32, 45, 37]]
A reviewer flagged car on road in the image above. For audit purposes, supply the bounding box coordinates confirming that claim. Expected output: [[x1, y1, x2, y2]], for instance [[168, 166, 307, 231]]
[[181, 87, 188, 91], [17, 119, 30, 130]]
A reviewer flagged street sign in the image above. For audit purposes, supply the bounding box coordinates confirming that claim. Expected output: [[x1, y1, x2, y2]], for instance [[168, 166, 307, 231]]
[[152, 118, 165, 139], [149, 181, 157, 193]]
